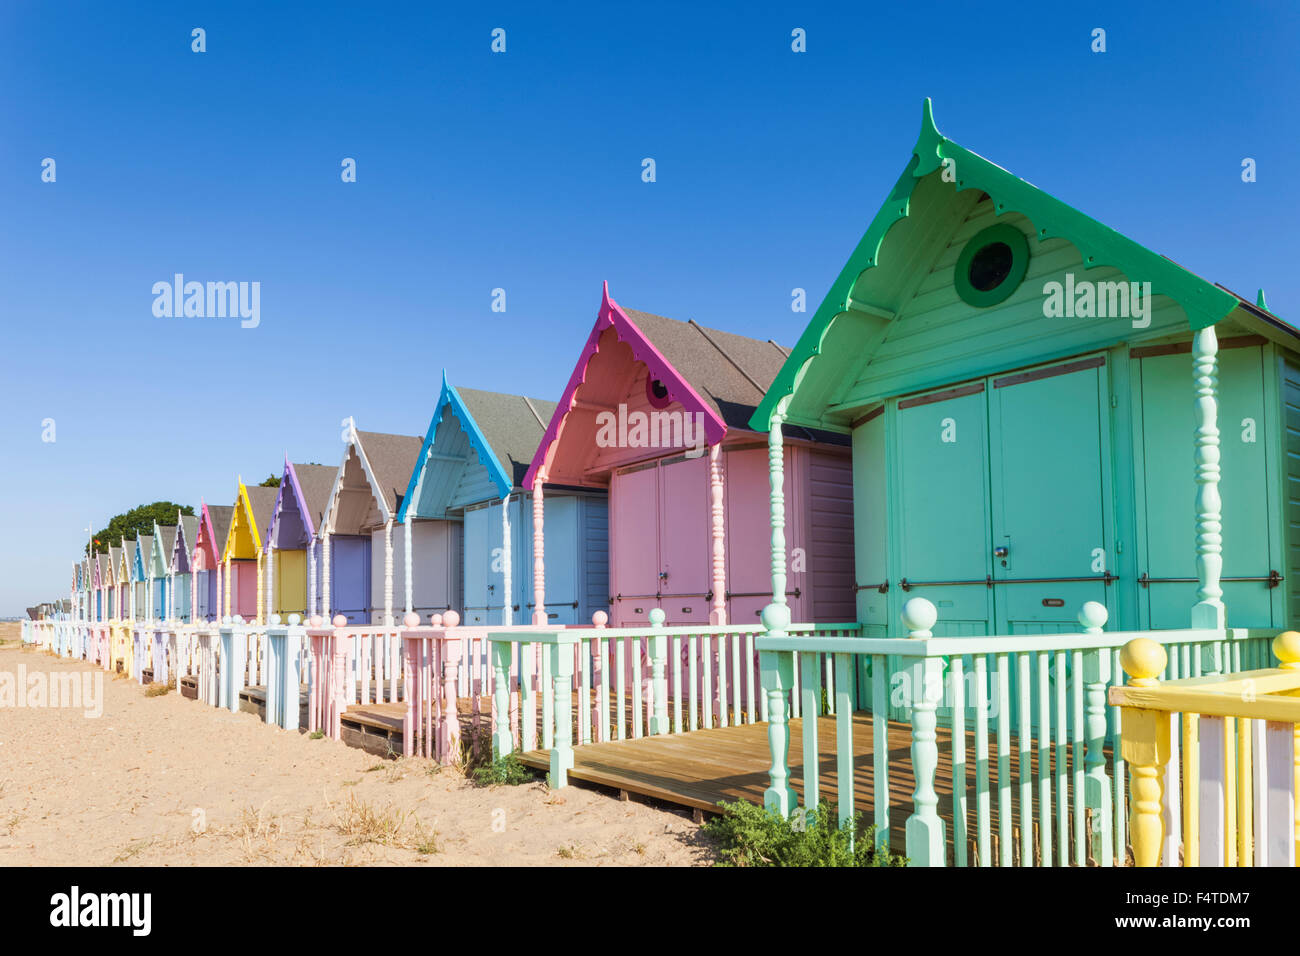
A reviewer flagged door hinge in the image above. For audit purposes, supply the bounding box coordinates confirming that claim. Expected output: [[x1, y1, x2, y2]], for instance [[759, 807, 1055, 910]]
[[1110, 395, 1119, 408]]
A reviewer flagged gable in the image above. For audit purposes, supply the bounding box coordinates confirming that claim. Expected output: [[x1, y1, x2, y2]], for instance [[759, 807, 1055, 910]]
[[525, 285, 728, 489], [753, 100, 1283, 432]]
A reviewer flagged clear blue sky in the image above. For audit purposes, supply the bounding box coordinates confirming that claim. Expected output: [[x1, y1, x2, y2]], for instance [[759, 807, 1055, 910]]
[[1, 1, 1295, 615]]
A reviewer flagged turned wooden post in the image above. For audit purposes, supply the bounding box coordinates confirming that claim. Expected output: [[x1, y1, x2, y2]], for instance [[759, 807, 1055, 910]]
[[709, 444, 727, 625], [1080, 601, 1114, 866], [532, 478, 546, 624], [549, 635, 577, 787], [902, 597, 945, 866], [1119, 638, 1171, 867], [1192, 326, 1226, 630], [760, 602, 794, 816]]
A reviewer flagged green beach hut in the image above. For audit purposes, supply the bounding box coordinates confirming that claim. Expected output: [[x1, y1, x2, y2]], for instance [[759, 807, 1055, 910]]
[[752, 101, 1298, 639]]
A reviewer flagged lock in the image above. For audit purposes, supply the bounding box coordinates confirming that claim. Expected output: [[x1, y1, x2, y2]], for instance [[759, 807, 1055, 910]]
[[994, 546, 1008, 559]]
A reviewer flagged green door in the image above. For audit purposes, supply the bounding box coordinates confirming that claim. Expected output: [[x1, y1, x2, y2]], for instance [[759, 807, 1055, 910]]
[[990, 357, 1114, 633], [895, 383, 994, 636], [1138, 346, 1276, 628]]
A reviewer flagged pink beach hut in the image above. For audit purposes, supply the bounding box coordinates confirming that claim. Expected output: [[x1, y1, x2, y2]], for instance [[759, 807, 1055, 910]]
[[524, 283, 856, 627], [192, 502, 233, 622]]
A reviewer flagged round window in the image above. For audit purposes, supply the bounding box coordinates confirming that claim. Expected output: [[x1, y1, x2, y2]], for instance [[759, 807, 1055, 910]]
[[645, 377, 672, 409], [954, 223, 1030, 308]]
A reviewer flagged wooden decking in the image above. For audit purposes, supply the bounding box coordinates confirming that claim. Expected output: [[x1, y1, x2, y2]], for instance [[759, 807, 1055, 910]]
[[518, 712, 1116, 864]]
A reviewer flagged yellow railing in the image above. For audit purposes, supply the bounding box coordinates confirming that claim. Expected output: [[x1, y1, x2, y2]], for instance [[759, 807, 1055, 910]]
[[1111, 632, 1300, 866]]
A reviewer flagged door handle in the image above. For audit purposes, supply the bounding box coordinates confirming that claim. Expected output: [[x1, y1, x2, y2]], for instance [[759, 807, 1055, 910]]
[[993, 546, 1009, 559]]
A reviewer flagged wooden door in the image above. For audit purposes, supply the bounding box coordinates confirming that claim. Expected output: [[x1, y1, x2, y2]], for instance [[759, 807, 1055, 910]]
[[275, 550, 307, 615], [610, 463, 660, 625], [657, 455, 710, 624], [895, 383, 994, 636], [331, 535, 370, 625], [990, 357, 1112, 632], [462, 506, 492, 624]]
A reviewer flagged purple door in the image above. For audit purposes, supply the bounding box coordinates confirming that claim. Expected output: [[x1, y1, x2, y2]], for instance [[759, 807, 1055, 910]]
[[331, 535, 370, 625]]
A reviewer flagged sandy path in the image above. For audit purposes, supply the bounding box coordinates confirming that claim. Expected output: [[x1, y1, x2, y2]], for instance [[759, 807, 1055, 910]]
[[0, 631, 712, 866]]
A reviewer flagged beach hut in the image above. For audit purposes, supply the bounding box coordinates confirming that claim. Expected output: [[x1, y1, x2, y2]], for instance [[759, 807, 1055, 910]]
[[523, 282, 855, 627], [221, 481, 279, 623], [398, 376, 608, 625], [116, 539, 133, 619], [192, 502, 233, 622], [319, 424, 424, 625], [132, 534, 153, 620], [749, 99, 1300, 636], [169, 511, 200, 621], [105, 545, 120, 619], [264, 458, 336, 618], [91, 551, 104, 621], [149, 523, 174, 619]]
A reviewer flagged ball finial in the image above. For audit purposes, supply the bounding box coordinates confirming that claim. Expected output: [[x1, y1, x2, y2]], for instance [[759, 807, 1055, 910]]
[[443, 610, 460, 628], [592, 610, 608, 627], [901, 597, 937, 637], [403, 611, 420, 628], [1078, 601, 1108, 632], [270, 613, 282, 626], [332, 614, 347, 628], [288, 613, 301, 626], [1273, 631, 1300, 668], [309, 615, 323, 628], [760, 602, 791, 633], [648, 608, 666, 628], [430, 613, 443, 626], [1120, 637, 1167, 683]]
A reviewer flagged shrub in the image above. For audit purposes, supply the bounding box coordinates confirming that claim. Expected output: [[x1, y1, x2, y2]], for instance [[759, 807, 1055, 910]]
[[471, 753, 535, 787], [703, 800, 908, 867]]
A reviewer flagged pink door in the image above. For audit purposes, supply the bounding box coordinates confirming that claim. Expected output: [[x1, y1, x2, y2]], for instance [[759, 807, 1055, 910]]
[[233, 560, 259, 619], [657, 455, 710, 625], [609, 464, 660, 626]]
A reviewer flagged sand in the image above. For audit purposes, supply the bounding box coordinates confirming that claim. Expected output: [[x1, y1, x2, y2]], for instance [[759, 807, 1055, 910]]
[[0, 625, 713, 866]]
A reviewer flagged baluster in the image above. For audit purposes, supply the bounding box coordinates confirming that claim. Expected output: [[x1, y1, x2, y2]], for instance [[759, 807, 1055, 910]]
[[549, 638, 575, 787], [491, 637, 512, 758], [974, 654, 991, 866], [759, 603, 794, 817], [1071, 648, 1085, 864], [996, 653, 1011, 867], [872, 653, 889, 851], [950, 656, 967, 866], [1036, 651, 1052, 866], [902, 598, 943, 866], [649, 624, 668, 736], [1017, 652, 1032, 866], [1118, 638, 1171, 867], [1055, 649, 1069, 863], [1079, 602, 1113, 866], [801, 648, 820, 810]]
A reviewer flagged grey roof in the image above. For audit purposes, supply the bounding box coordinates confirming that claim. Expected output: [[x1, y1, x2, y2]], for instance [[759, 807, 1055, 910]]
[[157, 524, 178, 559], [291, 463, 338, 529], [177, 514, 199, 555], [622, 307, 845, 443], [458, 387, 558, 489], [136, 535, 153, 573], [243, 485, 280, 544], [355, 431, 425, 514], [207, 504, 234, 555]]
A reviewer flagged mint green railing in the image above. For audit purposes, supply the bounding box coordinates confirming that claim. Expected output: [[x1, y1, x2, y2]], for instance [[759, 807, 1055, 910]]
[[757, 598, 1279, 867]]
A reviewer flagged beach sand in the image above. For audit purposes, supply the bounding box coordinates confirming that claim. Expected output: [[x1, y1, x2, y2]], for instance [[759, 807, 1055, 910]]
[[0, 628, 712, 866]]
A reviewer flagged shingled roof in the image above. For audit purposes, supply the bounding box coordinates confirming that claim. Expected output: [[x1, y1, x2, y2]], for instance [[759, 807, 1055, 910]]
[[458, 387, 557, 488], [207, 505, 234, 557], [291, 462, 338, 530], [619, 308, 790, 432], [355, 431, 424, 515], [243, 485, 280, 544]]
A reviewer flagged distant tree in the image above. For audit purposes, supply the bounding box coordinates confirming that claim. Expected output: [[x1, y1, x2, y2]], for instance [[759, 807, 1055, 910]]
[[259, 474, 281, 488], [88, 502, 194, 554]]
